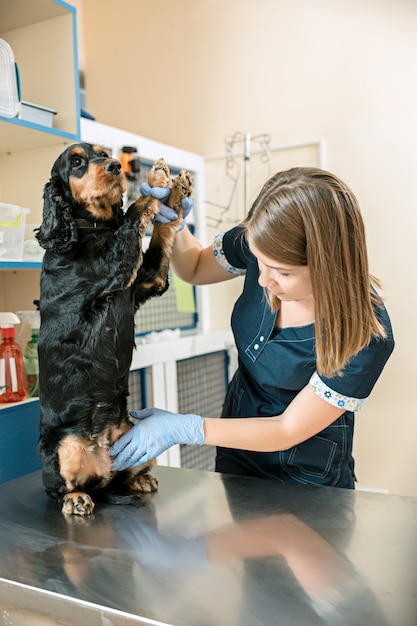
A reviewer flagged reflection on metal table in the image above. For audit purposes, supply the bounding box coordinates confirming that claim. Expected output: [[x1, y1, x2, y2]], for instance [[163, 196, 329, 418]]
[[0, 466, 416, 625]]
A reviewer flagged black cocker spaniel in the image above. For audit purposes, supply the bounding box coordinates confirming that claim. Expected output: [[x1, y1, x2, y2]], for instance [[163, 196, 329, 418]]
[[36, 142, 193, 516]]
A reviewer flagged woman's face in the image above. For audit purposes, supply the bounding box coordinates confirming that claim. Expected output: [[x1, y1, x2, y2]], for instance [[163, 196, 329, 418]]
[[249, 241, 313, 303]]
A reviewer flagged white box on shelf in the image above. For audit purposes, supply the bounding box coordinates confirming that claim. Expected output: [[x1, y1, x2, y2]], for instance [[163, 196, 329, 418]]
[[19, 101, 57, 127], [0, 202, 30, 261]]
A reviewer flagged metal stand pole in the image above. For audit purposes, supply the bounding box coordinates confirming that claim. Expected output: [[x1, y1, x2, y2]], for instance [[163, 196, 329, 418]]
[[225, 131, 270, 213], [244, 132, 251, 212]]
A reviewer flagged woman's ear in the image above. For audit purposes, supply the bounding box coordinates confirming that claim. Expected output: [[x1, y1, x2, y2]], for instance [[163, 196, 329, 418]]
[[36, 178, 78, 253]]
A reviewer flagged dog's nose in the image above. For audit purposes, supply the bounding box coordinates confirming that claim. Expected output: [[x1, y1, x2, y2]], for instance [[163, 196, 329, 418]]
[[104, 160, 122, 175]]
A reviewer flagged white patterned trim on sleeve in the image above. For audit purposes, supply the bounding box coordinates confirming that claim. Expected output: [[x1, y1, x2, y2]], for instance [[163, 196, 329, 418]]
[[309, 371, 366, 412], [212, 232, 247, 276]]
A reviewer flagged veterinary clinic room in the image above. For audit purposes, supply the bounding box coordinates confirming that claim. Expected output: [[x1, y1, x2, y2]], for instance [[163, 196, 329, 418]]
[[0, 0, 416, 624]]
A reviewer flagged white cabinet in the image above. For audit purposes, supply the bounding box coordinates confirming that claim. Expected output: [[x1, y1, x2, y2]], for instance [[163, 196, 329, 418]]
[[0, 0, 80, 314], [0, 0, 80, 156], [0, 0, 80, 460]]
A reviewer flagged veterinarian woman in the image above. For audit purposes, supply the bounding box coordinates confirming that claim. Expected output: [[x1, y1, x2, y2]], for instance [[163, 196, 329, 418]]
[[111, 167, 394, 489]]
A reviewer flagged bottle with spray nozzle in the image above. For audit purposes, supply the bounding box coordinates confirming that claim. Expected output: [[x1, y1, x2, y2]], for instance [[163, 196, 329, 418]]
[[0, 312, 29, 403], [17, 309, 40, 398]]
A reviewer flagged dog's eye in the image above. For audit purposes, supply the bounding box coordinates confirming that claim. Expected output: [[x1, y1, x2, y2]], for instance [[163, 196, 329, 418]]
[[71, 156, 83, 169]]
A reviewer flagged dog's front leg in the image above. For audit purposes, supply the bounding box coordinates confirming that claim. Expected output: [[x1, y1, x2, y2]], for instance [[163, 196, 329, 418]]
[[100, 159, 173, 296], [134, 169, 193, 305]]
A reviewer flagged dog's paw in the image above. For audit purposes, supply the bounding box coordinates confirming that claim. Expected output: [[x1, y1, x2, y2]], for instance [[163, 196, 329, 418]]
[[168, 170, 193, 211], [148, 158, 171, 189], [129, 471, 159, 494], [62, 491, 95, 516]]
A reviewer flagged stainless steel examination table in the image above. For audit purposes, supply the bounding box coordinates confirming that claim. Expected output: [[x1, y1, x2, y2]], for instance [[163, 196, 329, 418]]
[[0, 466, 416, 626]]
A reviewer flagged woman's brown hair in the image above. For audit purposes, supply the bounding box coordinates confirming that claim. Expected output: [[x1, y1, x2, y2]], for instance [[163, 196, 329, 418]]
[[244, 167, 386, 377]]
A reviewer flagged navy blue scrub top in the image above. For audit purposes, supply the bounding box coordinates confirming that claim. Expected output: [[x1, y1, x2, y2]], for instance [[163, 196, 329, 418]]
[[212, 226, 395, 488]]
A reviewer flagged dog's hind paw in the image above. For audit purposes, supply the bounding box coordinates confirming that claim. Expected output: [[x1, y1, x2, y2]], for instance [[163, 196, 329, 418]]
[[129, 471, 159, 494], [62, 491, 95, 516]]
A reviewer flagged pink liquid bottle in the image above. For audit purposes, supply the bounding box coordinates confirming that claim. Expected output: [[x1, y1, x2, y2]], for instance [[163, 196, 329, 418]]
[[0, 312, 29, 403]]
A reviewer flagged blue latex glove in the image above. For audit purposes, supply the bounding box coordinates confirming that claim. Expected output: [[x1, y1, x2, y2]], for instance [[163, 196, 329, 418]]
[[139, 182, 171, 201], [110, 408, 204, 471], [140, 183, 193, 231], [154, 198, 193, 230]]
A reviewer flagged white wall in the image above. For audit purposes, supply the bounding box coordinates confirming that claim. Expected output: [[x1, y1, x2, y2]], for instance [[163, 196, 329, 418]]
[[75, 0, 417, 496]]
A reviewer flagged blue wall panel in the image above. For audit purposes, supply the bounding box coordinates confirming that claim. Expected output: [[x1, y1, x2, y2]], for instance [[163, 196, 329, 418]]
[[0, 401, 41, 484]]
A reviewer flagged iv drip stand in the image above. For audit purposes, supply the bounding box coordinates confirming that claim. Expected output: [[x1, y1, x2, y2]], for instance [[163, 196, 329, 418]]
[[244, 133, 251, 213], [225, 131, 270, 212]]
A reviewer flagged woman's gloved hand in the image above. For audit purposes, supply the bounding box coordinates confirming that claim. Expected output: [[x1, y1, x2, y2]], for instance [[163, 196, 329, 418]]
[[140, 183, 193, 231], [110, 408, 204, 471], [139, 182, 171, 202]]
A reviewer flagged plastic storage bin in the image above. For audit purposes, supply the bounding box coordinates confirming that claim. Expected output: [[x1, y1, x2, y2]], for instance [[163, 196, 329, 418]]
[[0, 38, 19, 119], [0, 203, 30, 261]]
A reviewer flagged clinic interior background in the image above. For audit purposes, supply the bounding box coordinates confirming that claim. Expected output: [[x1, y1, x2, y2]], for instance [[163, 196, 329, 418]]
[[72, 0, 416, 498]]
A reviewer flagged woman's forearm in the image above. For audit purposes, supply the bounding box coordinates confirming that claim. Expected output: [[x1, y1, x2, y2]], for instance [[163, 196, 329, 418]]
[[170, 227, 205, 283], [203, 415, 291, 451], [202, 386, 346, 452], [171, 226, 237, 285]]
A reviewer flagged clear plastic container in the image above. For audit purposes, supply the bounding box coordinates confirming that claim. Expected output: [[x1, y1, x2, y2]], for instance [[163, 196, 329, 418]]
[[0, 202, 30, 261], [0, 38, 19, 119]]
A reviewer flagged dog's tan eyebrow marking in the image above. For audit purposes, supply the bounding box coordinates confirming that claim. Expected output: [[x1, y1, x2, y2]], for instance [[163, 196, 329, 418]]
[[71, 146, 86, 157]]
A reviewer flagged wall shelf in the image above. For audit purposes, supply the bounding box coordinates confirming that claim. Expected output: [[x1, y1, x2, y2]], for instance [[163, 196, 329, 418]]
[[0, 117, 79, 155], [0, 0, 80, 157], [0, 261, 42, 270], [0, 0, 79, 315]]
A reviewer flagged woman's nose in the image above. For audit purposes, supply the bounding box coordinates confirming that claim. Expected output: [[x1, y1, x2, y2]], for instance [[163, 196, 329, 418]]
[[258, 268, 275, 288]]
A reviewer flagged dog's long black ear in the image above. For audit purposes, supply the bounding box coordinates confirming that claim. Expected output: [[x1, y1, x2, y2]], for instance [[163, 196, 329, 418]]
[[36, 178, 78, 253]]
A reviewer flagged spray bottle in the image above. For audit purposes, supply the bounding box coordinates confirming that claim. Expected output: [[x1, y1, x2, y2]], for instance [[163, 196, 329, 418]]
[[0, 312, 29, 402], [16, 309, 40, 398]]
